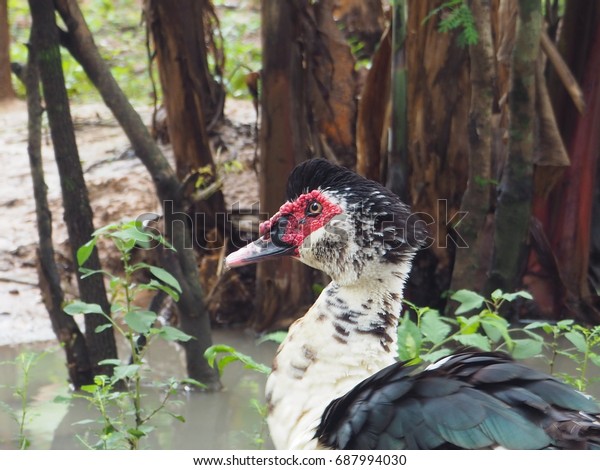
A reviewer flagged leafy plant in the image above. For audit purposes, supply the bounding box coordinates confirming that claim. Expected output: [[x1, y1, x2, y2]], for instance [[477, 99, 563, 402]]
[[205, 344, 272, 376], [203, 337, 284, 449], [204, 330, 287, 377], [399, 288, 600, 392], [62, 220, 196, 449], [523, 319, 600, 391], [398, 289, 540, 363], [424, 0, 479, 47], [9, 0, 155, 103], [0, 349, 55, 449]]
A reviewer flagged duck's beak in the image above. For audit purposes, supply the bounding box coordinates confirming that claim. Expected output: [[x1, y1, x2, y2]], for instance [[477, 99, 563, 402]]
[[225, 236, 296, 268]]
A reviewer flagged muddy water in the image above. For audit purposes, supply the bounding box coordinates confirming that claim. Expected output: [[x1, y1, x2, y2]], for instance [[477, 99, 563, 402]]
[[1, 327, 599, 450], [0, 328, 278, 450]]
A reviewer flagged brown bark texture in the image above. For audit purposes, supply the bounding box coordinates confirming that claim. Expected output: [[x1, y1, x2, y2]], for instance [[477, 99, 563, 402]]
[[307, 0, 357, 168], [527, 4, 600, 322], [0, 0, 15, 100], [145, 0, 224, 178], [29, 0, 118, 376], [254, 0, 317, 331], [145, 0, 227, 250], [23, 39, 93, 387], [403, 0, 470, 308], [333, 0, 385, 57], [356, 27, 391, 182]]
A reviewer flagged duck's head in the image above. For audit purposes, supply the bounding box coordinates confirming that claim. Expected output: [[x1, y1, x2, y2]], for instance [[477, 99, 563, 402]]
[[226, 159, 428, 286]]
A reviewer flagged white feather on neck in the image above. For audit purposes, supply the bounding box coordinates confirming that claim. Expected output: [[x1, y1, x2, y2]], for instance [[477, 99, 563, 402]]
[[265, 259, 412, 450]]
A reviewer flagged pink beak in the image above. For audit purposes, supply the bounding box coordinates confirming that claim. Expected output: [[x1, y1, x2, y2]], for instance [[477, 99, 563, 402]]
[[225, 236, 295, 268]]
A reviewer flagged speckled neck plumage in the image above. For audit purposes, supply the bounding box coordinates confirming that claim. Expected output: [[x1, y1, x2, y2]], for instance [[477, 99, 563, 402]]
[[265, 262, 411, 450]]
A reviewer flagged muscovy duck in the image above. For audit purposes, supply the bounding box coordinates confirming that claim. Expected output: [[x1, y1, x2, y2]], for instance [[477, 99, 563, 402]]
[[226, 158, 600, 450]]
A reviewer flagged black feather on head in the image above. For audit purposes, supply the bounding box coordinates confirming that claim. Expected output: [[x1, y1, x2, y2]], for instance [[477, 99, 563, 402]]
[[286, 159, 429, 257]]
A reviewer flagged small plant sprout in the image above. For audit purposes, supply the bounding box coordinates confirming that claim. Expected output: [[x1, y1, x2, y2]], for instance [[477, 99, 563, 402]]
[[398, 288, 600, 393], [62, 220, 196, 449], [398, 289, 539, 364], [0, 349, 55, 449]]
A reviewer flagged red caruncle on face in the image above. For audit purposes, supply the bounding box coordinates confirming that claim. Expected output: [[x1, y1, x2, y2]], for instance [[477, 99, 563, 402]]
[[259, 190, 343, 251]]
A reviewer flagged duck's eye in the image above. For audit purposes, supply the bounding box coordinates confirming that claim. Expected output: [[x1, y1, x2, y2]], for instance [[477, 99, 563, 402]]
[[307, 200, 323, 216]]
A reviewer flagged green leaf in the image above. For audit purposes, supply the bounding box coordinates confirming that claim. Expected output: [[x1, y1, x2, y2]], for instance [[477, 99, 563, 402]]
[[64, 300, 103, 316], [98, 358, 121, 366], [53, 395, 72, 404], [78, 267, 108, 279], [110, 226, 153, 244], [157, 326, 193, 342], [124, 310, 157, 334], [511, 338, 543, 359], [77, 238, 97, 267], [81, 384, 99, 394], [565, 330, 587, 353], [397, 316, 422, 361], [127, 428, 147, 439], [589, 353, 600, 368], [113, 364, 140, 381], [480, 312, 509, 343], [180, 378, 207, 389], [94, 324, 113, 333], [148, 266, 181, 293], [455, 333, 490, 351], [524, 321, 554, 334], [451, 289, 485, 314], [421, 348, 453, 364], [521, 329, 545, 342], [204, 344, 271, 375], [92, 223, 119, 237], [257, 331, 287, 345], [490, 289, 503, 302], [170, 414, 186, 423], [420, 310, 452, 344], [143, 280, 180, 302], [500, 290, 533, 302], [456, 315, 481, 335]]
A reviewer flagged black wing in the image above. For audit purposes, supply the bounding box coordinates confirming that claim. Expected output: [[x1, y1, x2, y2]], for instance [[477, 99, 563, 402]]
[[315, 351, 600, 450]]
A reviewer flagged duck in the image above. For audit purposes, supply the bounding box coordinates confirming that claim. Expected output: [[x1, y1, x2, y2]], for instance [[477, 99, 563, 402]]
[[225, 158, 600, 450]]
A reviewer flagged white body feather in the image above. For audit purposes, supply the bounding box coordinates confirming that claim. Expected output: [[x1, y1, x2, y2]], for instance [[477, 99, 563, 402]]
[[265, 263, 410, 449]]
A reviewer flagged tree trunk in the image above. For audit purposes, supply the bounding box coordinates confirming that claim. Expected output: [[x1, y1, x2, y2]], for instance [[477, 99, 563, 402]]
[[448, 0, 495, 297], [356, 27, 391, 182], [387, 0, 409, 200], [306, 0, 357, 169], [532, 7, 600, 322], [145, 0, 227, 250], [22, 39, 92, 388], [0, 0, 15, 100], [254, 0, 316, 331], [146, 0, 224, 143], [547, 0, 597, 145], [404, 0, 470, 308], [53, 0, 221, 389], [488, 0, 542, 293], [29, 0, 118, 376]]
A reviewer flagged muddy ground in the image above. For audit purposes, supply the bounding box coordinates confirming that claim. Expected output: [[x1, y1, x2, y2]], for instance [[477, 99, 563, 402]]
[[0, 97, 259, 346]]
